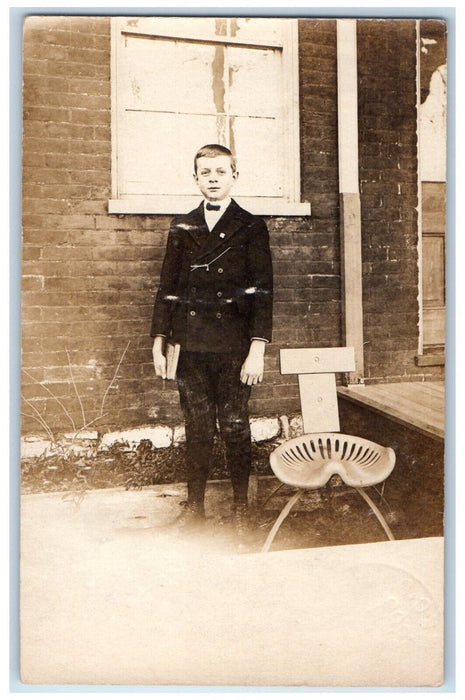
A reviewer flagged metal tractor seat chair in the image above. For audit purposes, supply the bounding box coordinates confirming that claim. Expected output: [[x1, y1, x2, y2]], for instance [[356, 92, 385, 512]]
[[261, 347, 396, 552]]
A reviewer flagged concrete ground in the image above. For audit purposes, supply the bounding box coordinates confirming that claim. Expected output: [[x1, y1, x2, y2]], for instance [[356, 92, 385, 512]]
[[20, 482, 444, 688]]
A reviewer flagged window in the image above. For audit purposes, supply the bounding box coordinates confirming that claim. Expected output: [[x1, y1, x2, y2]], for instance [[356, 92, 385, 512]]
[[110, 17, 310, 215]]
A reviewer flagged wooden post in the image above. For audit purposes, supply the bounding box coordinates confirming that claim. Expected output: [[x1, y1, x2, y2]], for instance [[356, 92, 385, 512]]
[[337, 20, 364, 383]]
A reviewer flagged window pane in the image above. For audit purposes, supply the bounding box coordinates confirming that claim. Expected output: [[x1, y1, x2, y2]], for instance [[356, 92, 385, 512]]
[[119, 112, 227, 195], [122, 36, 178, 112], [232, 116, 282, 197], [228, 46, 280, 118], [123, 36, 218, 114], [176, 42, 224, 115], [228, 18, 283, 45], [120, 16, 219, 39]]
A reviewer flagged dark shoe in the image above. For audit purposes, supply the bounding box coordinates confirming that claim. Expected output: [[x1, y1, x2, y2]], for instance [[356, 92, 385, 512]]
[[232, 503, 249, 541], [172, 500, 206, 534]]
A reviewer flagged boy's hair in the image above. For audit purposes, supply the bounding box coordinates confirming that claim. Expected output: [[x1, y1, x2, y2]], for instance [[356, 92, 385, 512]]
[[194, 144, 237, 174]]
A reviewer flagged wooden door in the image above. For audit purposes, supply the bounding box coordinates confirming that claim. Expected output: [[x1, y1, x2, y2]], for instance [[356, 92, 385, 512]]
[[422, 181, 446, 348]]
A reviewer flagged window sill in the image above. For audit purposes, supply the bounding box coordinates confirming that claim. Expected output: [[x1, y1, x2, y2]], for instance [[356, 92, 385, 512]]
[[108, 196, 311, 217], [415, 353, 445, 367]]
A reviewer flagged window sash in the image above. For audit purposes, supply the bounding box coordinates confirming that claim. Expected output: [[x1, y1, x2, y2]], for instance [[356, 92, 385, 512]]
[[118, 16, 286, 48], [110, 17, 310, 215]]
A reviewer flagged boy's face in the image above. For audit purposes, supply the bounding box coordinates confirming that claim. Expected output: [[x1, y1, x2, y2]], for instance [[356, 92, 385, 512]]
[[194, 155, 238, 202]]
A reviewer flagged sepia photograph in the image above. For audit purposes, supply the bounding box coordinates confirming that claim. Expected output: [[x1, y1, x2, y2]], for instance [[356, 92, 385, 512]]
[[18, 11, 449, 688]]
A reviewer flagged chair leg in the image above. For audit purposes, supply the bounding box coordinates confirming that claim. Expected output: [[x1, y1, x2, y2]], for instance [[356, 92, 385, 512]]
[[261, 489, 304, 553], [354, 487, 395, 541], [248, 467, 259, 512], [261, 481, 286, 509]]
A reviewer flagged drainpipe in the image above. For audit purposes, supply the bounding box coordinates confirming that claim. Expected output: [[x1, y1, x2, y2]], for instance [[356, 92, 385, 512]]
[[337, 19, 365, 383]]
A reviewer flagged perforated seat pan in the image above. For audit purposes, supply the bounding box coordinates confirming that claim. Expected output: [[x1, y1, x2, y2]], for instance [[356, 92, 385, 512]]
[[270, 433, 396, 489]]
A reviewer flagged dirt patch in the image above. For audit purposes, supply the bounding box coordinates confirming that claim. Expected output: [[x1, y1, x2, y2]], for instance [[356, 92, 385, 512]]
[[20, 438, 275, 494], [20, 432, 444, 551]]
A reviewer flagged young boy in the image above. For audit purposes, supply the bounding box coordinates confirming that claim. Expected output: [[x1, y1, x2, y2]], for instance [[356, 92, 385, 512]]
[[151, 144, 273, 537]]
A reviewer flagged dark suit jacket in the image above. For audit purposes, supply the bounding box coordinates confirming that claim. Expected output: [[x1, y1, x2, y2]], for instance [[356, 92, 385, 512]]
[[151, 199, 273, 353]]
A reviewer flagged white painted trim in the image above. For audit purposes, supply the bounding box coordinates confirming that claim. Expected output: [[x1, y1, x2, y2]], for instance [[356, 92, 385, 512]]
[[110, 19, 119, 200], [108, 196, 311, 217], [281, 19, 302, 205], [336, 20, 359, 195], [337, 20, 364, 382], [340, 194, 364, 381]]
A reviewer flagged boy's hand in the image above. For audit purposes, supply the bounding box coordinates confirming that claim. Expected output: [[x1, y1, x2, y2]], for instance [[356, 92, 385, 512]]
[[152, 336, 167, 379], [240, 340, 266, 385]]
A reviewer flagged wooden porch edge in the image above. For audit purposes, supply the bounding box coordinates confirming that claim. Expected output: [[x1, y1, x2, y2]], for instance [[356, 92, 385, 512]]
[[337, 384, 445, 441]]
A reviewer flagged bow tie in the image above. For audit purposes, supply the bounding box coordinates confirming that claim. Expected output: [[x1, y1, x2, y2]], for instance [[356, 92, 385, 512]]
[[206, 202, 221, 211]]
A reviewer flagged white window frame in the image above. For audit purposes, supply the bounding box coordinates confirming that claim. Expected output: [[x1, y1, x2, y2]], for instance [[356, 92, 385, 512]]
[[109, 17, 311, 216]]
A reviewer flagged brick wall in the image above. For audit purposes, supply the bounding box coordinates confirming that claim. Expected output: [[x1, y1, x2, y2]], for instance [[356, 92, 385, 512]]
[[21, 17, 440, 439]]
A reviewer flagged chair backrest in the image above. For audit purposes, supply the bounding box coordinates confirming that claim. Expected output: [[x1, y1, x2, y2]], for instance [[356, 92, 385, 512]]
[[280, 347, 355, 434]]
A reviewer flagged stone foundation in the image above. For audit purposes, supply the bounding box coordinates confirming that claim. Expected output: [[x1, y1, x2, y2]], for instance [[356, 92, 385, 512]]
[[20, 415, 293, 460]]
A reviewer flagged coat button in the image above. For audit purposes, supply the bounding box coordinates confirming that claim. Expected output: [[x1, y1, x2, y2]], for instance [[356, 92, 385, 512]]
[[216, 312, 222, 319], [190, 310, 196, 316], [218, 268, 223, 274], [216, 291, 222, 297]]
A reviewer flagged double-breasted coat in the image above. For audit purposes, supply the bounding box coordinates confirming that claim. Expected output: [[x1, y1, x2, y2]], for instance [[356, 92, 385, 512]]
[[151, 199, 273, 353]]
